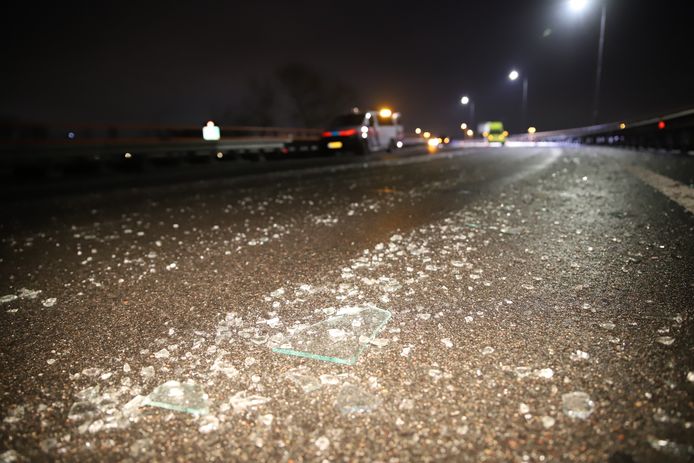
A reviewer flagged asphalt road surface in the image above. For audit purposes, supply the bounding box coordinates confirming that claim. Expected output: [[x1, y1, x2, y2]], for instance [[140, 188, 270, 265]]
[[1, 146, 693, 462]]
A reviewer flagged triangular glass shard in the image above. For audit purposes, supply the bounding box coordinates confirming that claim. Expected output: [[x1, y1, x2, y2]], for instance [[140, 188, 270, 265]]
[[272, 307, 391, 365], [143, 380, 210, 415]]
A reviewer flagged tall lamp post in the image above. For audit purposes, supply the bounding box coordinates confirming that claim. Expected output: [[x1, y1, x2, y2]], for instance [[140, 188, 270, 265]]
[[569, 0, 607, 124], [508, 69, 528, 132], [460, 95, 475, 131]]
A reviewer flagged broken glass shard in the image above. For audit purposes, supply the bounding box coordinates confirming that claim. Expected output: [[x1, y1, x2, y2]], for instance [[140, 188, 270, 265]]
[[335, 384, 380, 414], [562, 391, 594, 419], [284, 368, 321, 393], [656, 336, 675, 346], [0, 295, 18, 304], [68, 401, 99, 423], [143, 380, 209, 415], [272, 307, 391, 365], [228, 391, 270, 413], [647, 436, 694, 458]]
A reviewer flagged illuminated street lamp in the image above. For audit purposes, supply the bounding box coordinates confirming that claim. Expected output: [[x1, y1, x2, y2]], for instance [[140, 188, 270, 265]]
[[568, 0, 607, 124], [460, 95, 475, 128], [508, 69, 528, 131], [460, 123, 468, 130], [568, 0, 588, 12]]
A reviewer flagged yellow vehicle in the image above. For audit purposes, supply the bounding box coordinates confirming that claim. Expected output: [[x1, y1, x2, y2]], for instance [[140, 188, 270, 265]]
[[484, 121, 509, 145]]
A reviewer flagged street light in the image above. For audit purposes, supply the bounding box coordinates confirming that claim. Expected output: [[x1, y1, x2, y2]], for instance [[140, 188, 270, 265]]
[[508, 70, 529, 132], [568, 0, 588, 12], [568, 0, 607, 124], [460, 95, 475, 129]]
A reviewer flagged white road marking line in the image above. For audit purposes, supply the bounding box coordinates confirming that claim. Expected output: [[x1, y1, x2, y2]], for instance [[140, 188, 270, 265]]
[[627, 165, 694, 214]]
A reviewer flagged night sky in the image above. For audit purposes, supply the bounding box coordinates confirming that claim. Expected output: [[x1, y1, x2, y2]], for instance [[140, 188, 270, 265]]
[[2, 0, 693, 134]]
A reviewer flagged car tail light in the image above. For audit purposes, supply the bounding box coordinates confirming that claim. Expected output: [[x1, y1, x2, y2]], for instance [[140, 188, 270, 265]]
[[339, 129, 357, 136]]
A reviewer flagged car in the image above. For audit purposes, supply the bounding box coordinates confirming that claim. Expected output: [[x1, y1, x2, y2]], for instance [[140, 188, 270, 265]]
[[322, 109, 404, 155]]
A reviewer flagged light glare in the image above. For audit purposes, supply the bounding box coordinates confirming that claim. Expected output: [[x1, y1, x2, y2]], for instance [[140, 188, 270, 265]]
[[508, 70, 519, 81], [461, 96, 470, 105], [569, 0, 589, 12]]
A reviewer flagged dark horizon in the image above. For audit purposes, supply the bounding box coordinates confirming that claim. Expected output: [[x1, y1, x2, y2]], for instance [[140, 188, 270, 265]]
[[2, 0, 693, 135]]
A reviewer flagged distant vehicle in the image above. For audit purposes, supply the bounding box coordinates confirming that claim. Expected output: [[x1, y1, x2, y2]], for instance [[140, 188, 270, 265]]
[[482, 121, 508, 145], [322, 109, 404, 154]]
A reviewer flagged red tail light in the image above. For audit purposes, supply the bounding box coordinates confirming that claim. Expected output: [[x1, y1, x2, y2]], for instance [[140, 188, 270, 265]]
[[322, 128, 357, 137], [657, 121, 666, 130]]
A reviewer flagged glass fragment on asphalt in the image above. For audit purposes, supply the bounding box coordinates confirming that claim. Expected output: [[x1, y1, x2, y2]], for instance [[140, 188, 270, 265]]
[[198, 415, 220, 433], [210, 355, 239, 378], [335, 384, 380, 414], [647, 436, 694, 457], [18, 288, 41, 299], [2, 405, 25, 424], [228, 391, 270, 413], [535, 368, 554, 379], [569, 350, 590, 361], [599, 322, 615, 330], [656, 336, 674, 346], [284, 367, 321, 393], [272, 307, 391, 365], [562, 391, 594, 419], [541, 416, 556, 428], [143, 380, 209, 415]]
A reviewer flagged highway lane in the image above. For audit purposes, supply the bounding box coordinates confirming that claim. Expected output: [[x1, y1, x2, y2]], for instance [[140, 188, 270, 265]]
[[0, 146, 693, 462]]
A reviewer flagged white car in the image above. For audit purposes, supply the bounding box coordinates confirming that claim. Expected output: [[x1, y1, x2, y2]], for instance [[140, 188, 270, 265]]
[[322, 109, 404, 154]]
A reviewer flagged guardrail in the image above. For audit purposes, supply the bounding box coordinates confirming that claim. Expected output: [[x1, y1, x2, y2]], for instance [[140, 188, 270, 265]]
[[513, 108, 694, 153], [0, 121, 427, 174], [0, 123, 328, 168]]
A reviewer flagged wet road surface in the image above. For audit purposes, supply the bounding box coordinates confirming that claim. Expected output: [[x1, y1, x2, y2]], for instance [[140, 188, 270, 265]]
[[1, 146, 693, 462]]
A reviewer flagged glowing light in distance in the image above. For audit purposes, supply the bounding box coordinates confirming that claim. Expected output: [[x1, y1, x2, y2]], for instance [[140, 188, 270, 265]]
[[67, 131, 76, 139], [619, 122, 626, 130], [508, 70, 519, 81], [428, 138, 440, 147], [528, 126, 537, 134], [415, 127, 422, 134], [216, 152, 224, 159], [396, 141, 403, 148], [443, 137, 450, 144], [460, 123, 468, 130], [361, 132, 368, 139], [461, 96, 470, 105], [360, 126, 369, 133], [466, 129, 473, 137], [124, 152, 132, 159], [365, 112, 372, 119], [423, 131, 431, 139], [568, 0, 588, 12], [658, 121, 666, 130], [379, 108, 392, 118], [202, 121, 221, 141]]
